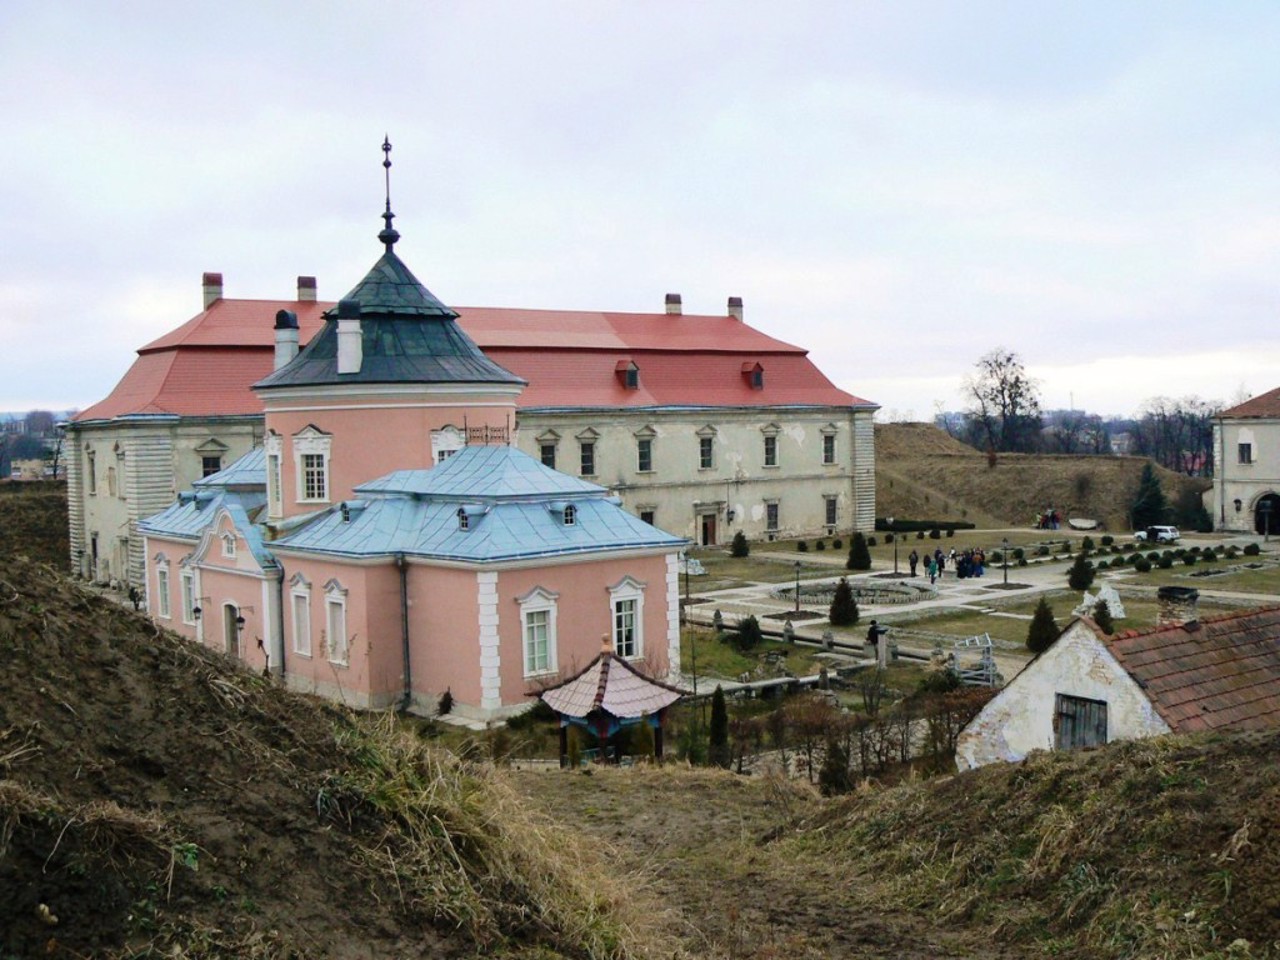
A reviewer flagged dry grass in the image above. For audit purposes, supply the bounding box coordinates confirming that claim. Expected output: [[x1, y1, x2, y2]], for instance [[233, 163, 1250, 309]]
[[327, 714, 689, 959]]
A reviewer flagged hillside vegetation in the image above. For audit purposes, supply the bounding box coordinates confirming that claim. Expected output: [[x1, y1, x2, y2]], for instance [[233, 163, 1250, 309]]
[[0, 480, 68, 568], [0, 555, 682, 959], [876, 422, 1210, 531]]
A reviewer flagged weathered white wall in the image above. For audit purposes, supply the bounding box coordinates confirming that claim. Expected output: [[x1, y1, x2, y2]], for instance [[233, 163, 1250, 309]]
[[68, 416, 263, 587], [514, 406, 875, 544], [955, 620, 1171, 770], [1214, 418, 1280, 532]]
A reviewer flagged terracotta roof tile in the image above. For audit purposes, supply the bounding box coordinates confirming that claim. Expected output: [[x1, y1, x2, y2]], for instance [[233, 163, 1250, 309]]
[[1220, 385, 1280, 419], [80, 297, 873, 422], [1105, 607, 1280, 733]]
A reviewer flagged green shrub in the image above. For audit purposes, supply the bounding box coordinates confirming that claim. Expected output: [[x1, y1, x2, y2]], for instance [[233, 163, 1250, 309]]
[[1245, 543, 1262, 556], [1082, 536, 1095, 552], [833, 538, 843, 549], [818, 737, 854, 797], [730, 530, 750, 558], [797, 541, 808, 552], [1092, 598, 1115, 635], [709, 687, 729, 768], [1067, 552, 1095, 591], [1094, 558, 1109, 570], [815, 539, 826, 551], [947, 529, 955, 538], [1158, 555, 1174, 569], [885, 533, 894, 543], [847, 533, 872, 571], [868, 536, 877, 547], [1100, 535, 1114, 546], [1026, 597, 1059, 654], [1012, 548, 1025, 561], [1036, 545, 1050, 557], [736, 615, 763, 651], [1135, 558, 1152, 573], [916, 531, 925, 539], [929, 528, 941, 540], [631, 715, 656, 760], [828, 577, 859, 626], [1147, 551, 1160, 561], [1182, 553, 1197, 566]]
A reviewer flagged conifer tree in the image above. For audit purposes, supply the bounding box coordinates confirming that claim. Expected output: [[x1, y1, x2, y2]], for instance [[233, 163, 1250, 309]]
[[1026, 597, 1059, 654], [819, 737, 854, 796], [730, 530, 750, 558], [1092, 598, 1115, 635], [1067, 551, 1096, 591], [709, 685, 730, 768], [828, 577, 859, 626], [847, 532, 872, 571], [1131, 462, 1169, 530]]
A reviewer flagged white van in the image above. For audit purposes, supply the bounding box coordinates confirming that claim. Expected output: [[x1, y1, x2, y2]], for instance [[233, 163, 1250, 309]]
[[1135, 525, 1180, 543]]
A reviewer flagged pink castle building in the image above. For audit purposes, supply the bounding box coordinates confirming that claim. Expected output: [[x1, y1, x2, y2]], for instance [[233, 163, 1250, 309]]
[[140, 160, 685, 721]]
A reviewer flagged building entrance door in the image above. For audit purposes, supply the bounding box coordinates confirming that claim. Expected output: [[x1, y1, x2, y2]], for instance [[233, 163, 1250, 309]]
[[700, 513, 717, 546]]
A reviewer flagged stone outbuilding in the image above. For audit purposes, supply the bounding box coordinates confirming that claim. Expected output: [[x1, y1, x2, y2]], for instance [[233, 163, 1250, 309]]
[[956, 587, 1280, 769]]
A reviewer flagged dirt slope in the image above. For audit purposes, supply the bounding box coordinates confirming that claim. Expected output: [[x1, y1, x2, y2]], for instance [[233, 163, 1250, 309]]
[[876, 423, 1210, 530], [516, 731, 1280, 960], [0, 556, 679, 959], [0, 480, 68, 569]]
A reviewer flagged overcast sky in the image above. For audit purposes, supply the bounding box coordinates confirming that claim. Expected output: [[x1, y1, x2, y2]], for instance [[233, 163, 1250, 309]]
[[4, 2, 1279, 420]]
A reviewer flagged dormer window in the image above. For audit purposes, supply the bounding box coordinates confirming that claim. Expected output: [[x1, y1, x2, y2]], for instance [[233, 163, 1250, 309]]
[[221, 533, 237, 559], [564, 504, 577, 526], [616, 360, 640, 390], [742, 361, 764, 390], [457, 507, 470, 531]]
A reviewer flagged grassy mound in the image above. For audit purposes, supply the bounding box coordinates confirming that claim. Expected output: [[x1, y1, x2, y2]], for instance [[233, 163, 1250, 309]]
[[0, 555, 681, 959], [788, 732, 1279, 958]]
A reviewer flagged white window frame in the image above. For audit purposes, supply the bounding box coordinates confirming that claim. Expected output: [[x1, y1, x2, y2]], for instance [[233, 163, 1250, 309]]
[[293, 427, 332, 504], [290, 573, 312, 657], [181, 568, 196, 625], [265, 432, 284, 517], [608, 576, 646, 660], [1239, 442, 1254, 465], [154, 555, 171, 620], [431, 425, 465, 464], [761, 424, 780, 468], [324, 579, 349, 666], [564, 503, 577, 526], [517, 586, 559, 678], [220, 532, 236, 559], [821, 427, 838, 465]]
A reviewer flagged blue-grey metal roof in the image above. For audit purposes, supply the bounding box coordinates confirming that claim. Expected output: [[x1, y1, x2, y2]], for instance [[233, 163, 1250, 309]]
[[139, 490, 275, 569], [273, 493, 683, 562], [255, 250, 524, 390], [193, 446, 266, 488], [357, 445, 605, 500]]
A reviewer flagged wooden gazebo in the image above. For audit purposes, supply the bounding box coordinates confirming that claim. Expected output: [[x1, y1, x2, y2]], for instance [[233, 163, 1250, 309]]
[[538, 639, 687, 764]]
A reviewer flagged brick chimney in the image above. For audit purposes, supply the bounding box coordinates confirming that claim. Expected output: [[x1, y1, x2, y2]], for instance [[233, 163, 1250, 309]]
[[665, 293, 682, 315], [202, 272, 223, 308], [297, 275, 317, 302], [727, 296, 743, 321], [1156, 586, 1199, 628]]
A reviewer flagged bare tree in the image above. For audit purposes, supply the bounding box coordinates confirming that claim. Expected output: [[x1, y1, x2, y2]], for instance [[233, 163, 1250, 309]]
[[963, 349, 1043, 453], [24, 410, 56, 436], [1132, 396, 1219, 476]]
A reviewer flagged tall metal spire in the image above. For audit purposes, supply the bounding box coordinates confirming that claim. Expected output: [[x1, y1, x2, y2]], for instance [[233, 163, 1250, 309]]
[[378, 135, 400, 251]]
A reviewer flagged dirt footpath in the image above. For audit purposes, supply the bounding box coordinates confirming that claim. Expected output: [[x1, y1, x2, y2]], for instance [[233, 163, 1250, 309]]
[[510, 765, 1014, 960]]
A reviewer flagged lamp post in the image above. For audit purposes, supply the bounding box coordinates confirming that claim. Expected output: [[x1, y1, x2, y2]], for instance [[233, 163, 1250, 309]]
[[888, 516, 899, 575], [1002, 537, 1010, 587], [794, 560, 801, 614]]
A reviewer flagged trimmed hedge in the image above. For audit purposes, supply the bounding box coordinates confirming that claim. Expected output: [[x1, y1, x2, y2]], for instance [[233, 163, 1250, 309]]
[[874, 519, 976, 533]]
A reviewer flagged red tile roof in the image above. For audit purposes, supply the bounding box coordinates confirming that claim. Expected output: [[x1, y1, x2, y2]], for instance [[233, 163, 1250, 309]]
[[77, 298, 871, 422], [1219, 385, 1280, 419], [1104, 607, 1280, 733]]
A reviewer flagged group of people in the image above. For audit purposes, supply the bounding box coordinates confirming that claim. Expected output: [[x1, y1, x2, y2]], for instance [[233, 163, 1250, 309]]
[[906, 546, 988, 583], [1036, 507, 1062, 530]]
